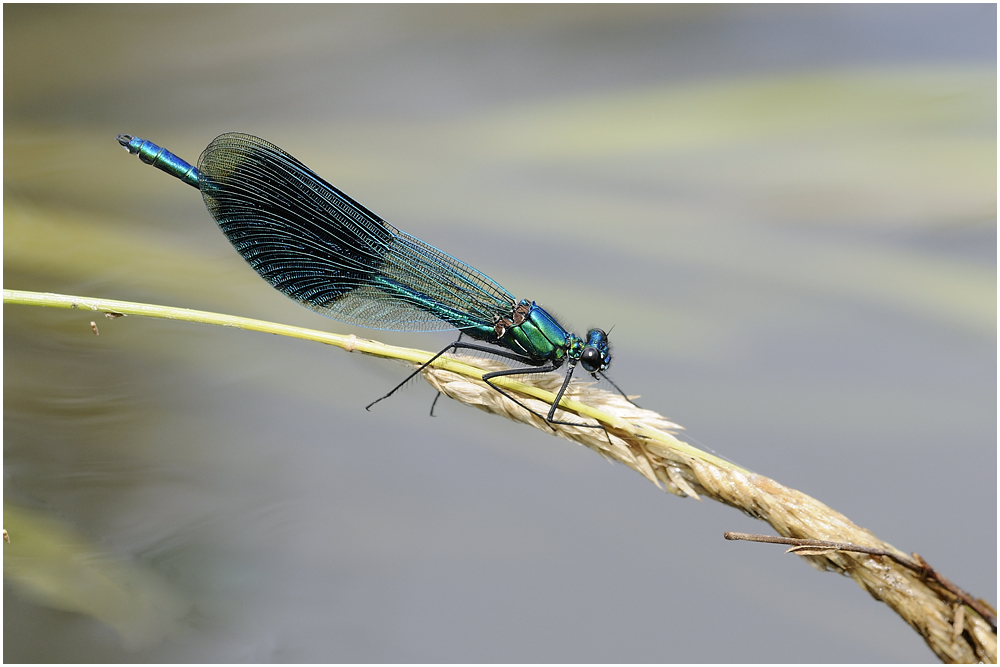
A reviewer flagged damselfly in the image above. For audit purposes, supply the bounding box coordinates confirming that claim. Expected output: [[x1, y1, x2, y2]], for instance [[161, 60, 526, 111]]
[[117, 133, 632, 429]]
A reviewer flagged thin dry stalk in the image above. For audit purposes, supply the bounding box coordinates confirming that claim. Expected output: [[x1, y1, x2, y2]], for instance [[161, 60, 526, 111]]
[[422, 355, 997, 664]]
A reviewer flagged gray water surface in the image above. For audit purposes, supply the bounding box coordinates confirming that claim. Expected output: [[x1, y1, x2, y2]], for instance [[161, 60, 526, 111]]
[[4, 5, 995, 662]]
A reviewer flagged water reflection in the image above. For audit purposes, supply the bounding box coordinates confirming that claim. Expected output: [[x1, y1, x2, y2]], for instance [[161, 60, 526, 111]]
[[4, 5, 995, 662]]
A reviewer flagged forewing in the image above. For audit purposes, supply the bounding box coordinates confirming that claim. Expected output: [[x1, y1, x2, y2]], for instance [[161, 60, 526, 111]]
[[197, 133, 514, 332]]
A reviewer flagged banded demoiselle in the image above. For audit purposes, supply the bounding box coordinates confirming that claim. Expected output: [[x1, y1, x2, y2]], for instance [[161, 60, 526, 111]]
[[117, 132, 632, 428]]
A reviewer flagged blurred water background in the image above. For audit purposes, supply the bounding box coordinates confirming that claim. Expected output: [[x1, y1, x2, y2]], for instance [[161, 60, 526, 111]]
[[3, 5, 996, 662]]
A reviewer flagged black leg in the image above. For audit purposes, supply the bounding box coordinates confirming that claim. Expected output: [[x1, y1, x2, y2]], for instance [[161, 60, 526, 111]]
[[595, 371, 640, 407], [545, 361, 581, 424], [482, 362, 614, 447], [366, 338, 614, 445], [475, 361, 566, 431], [366, 338, 540, 412], [482, 361, 612, 441], [428, 332, 463, 417]]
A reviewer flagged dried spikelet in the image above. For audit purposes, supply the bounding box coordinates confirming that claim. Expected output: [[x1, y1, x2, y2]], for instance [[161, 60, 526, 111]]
[[419, 354, 997, 664], [421, 355, 683, 488]]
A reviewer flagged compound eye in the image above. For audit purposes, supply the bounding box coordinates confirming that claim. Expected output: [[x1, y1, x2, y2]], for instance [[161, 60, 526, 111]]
[[580, 346, 603, 373]]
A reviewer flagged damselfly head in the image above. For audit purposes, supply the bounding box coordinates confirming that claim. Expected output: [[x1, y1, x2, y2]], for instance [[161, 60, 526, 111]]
[[581, 328, 611, 373]]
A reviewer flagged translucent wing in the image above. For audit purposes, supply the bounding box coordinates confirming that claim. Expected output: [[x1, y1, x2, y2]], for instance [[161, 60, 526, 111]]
[[197, 133, 515, 332]]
